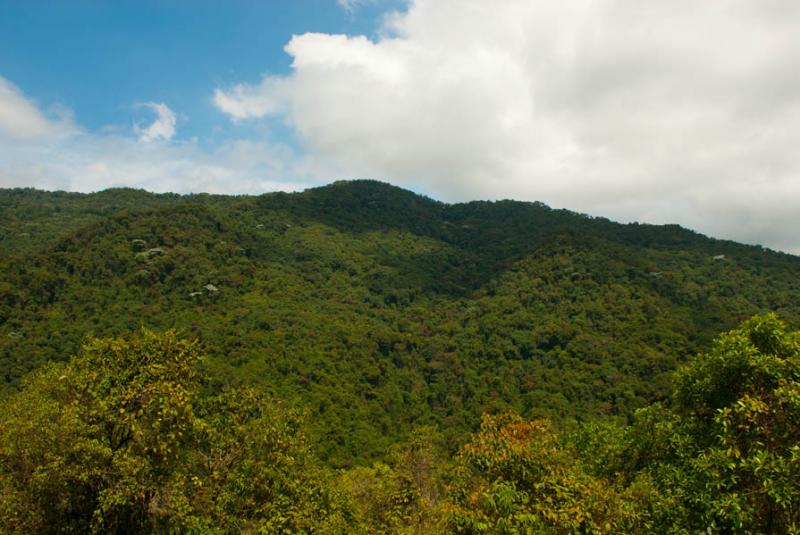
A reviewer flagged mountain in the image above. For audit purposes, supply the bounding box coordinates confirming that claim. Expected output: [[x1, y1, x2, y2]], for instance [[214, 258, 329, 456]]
[[2, 180, 799, 464]]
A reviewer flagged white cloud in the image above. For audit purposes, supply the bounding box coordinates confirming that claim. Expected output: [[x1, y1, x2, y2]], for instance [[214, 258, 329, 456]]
[[212, 78, 287, 121], [214, 0, 800, 253], [0, 131, 311, 195], [135, 102, 177, 142], [0, 76, 76, 140], [0, 77, 313, 195]]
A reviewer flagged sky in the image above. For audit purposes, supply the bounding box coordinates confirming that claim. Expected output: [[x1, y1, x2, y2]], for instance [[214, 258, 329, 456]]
[[1, 1, 799, 254]]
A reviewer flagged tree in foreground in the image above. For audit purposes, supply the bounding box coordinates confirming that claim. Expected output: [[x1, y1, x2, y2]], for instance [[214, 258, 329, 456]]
[[340, 426, 451, 533], [670, 313, 800, 532], [584, 313, 800, 533], [445, 413, 646, 534], [0, 330, 351, 533], [444, 314, 800, 534]]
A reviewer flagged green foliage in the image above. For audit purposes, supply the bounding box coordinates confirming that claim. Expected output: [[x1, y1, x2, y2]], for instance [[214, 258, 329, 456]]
[[672, 314, 800, 532], [585, 314, 800, 533], [446, 413, 644, 534], [0, 330, 351, 533], [0, 312, 799, 532], [3, 181, 799, 464], [2, 182, 800, 531], [340, 426, 450, 533], [444, 316, 800, 533]]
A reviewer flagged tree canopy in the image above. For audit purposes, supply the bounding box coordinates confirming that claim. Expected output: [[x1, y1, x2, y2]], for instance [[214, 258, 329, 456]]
[[0, 330, 352, 533], [1, 315, 798, 533], [1, 182, 800, 531], [2, 182, 799, 465]]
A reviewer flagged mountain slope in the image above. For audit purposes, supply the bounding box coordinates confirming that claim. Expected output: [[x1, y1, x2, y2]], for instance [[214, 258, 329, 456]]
[[1, 180, 799, 464]]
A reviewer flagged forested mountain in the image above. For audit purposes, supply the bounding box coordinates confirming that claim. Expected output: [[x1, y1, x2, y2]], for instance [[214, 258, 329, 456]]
[[2, 180, 800, 532], [2, 180, 799, 465]]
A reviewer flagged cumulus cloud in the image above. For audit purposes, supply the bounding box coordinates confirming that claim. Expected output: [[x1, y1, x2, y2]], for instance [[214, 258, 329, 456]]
[[214, 0, 800, 253], [0, 76, 76, 140], [135, 102, 177, 142]]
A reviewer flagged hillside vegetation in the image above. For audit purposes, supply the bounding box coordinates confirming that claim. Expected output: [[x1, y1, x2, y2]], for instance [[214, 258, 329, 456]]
[[2, 180, 799, 467], [2, 315, 798, 533], [2, 181, 800, 532]]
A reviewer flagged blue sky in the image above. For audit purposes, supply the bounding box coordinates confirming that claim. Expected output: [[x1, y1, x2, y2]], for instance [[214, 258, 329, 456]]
[[0, 0, 406, 145], [0, 1, 799, 253]]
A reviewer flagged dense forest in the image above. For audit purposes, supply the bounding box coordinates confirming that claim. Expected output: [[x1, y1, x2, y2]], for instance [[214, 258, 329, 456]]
[[1, 181, 799, 532]]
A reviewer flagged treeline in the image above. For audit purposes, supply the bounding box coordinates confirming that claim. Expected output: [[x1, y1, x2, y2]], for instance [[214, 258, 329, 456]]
[[2, 314, 798, 533]]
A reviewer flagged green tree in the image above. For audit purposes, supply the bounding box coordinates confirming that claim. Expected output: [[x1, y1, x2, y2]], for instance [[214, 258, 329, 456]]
[[446, 413, 641, 534], [596, 314, 800, 533], [340, 426, 450, 533], [0, 330, 351, 533], [672, 313, 800, 532]]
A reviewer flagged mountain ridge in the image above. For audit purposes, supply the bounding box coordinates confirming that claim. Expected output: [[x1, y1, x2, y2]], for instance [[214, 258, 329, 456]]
[[5, 179, 795, 259]]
